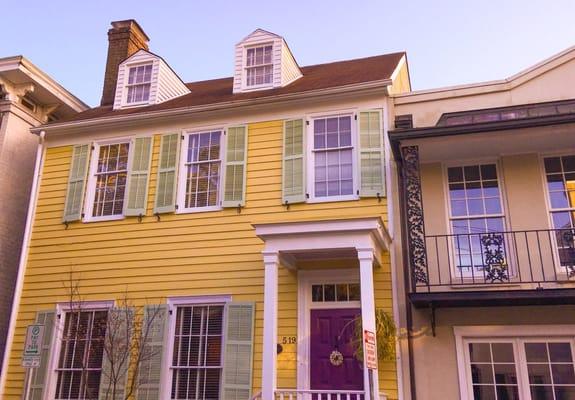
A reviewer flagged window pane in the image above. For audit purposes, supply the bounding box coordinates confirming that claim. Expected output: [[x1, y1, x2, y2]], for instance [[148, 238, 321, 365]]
[[549, 343, 573, 362], [526, 343, 549, 362], [471, 363, 494, 384], [469, 343, 492, 363], [448, 167, 464, 183], [492, 343, 515, 363], [473, 385, 496, 400], [528, 363, 552, 385]]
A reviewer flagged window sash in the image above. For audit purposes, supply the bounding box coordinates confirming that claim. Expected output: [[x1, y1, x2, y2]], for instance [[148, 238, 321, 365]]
[[181, 131, 222, 211], [245, 45, 273, 87], [463, 338, 575, 400], [91, 142, 130, 218], [126, 64, 152, 103], [55, 310, 108, 400], [169, 304, 224, 400]]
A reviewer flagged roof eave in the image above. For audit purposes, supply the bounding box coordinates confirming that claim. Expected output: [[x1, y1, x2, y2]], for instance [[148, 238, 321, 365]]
[[32, 78, 393, 135]]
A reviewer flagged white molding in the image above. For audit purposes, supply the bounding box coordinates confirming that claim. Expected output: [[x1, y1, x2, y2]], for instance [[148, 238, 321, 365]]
[[454, 324, 575, 400], [262, 251, 279, 400], [161, 295, 232, 400], [297, 269, 361, 391], [0, 132, 45, 396], [83, 137, 134, 222], [45, 300, 115, 400]]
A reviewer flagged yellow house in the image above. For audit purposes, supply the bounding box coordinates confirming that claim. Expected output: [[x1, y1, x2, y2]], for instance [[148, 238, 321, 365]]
[[0, 20, 410, 400]]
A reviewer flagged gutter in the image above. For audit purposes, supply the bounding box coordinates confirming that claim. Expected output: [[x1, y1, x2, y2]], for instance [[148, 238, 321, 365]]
[[0, 130, 45, 396], [31, 78, 392, 134], [389, 112, 575, 143]]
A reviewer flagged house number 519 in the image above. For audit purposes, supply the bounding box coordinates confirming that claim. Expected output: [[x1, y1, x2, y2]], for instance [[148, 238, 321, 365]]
[[282, 336, 296, 344]]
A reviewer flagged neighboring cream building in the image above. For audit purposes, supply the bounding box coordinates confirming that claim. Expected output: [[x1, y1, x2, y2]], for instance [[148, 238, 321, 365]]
[[0, 57, 86, 372], [390, 47, 575, 399]]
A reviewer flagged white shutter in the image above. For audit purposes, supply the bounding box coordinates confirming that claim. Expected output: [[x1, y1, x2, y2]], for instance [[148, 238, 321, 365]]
[[154, 134, 180, 214], [27, 311, 56, 400], [136, 305, 169, 400], [282, 119, 306, 204], [221, 302, 256, 400], [125, 136, 153, 216], [358, 110, 386, 197], [63, 144, 91, 222], [222, 126, 248, 208]]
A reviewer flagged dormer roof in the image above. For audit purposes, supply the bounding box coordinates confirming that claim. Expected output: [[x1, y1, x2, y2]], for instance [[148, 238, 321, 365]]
[[233, 29, 303, 93], [113, 49, 190, 110]]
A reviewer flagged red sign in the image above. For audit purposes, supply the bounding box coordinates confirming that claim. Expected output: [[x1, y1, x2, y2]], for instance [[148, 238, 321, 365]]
[[364, 330, 377, 370]]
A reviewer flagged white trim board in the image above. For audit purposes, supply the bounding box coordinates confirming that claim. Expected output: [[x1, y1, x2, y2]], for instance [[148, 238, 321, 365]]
[[296, 269, 361, 391]]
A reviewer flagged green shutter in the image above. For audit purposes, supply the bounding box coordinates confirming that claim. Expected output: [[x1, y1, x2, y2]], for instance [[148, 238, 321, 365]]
[[63, 144, 91, 222], [282, 119, 306, 204], [153, 134, 180, 214], [221, 302, 255, 400], [358, 110, 386, 197], [136, 305, 169, 400], [99, 308, 134, 400], [222, 126, 248, 208], [125, 136, 153, 216], [27, 311, 55, 400]]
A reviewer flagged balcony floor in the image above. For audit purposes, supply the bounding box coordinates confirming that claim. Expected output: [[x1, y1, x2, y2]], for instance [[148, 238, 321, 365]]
[[409, 287, 575, 308]]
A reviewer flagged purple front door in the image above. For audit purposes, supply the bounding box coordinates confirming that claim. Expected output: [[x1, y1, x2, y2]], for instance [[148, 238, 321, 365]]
[[310, 308, 364, 397]]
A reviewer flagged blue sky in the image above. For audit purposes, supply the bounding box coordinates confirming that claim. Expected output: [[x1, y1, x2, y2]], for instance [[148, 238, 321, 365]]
[[2, 0, 574, 106]]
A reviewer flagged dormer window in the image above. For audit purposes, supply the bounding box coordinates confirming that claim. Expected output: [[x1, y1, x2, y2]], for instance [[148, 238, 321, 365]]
[[126, 63, 152, 104], [246, 44, 273, 87]]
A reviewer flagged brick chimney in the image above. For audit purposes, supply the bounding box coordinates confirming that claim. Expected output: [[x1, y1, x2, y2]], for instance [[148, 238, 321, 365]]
[[100, 19, 150, 106]]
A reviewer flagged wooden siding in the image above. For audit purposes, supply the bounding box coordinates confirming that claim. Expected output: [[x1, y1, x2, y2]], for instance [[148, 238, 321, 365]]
[[280, 40, 302, 87], [3, 120, 396, 399]]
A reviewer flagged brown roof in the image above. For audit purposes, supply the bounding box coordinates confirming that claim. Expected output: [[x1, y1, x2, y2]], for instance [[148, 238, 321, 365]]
[[58, 52, 405, 123]]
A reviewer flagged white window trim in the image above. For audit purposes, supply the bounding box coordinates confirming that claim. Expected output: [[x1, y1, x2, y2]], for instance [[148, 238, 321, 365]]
[[538, 152, 575, 276], [454, 325, 575, 400], [306, 112, 360, 203], [121, 61, 155, 108], [45, 300, 115, 400], [83, 137, 134, 222], [161, 295, 232, 400], [441, 159, 512, 279], [242, 43, 275, 91], [296, 269, 360, 391], [176, 128, 226, 214]]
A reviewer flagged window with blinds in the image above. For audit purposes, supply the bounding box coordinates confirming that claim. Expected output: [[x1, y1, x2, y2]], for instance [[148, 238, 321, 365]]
[[55, 310, 109, 400], [170, 305, 224, 400]]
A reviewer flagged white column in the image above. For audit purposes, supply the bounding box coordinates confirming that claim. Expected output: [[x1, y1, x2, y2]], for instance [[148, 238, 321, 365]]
[[262, 251, 279, 400], [357, 247, 380, 400]]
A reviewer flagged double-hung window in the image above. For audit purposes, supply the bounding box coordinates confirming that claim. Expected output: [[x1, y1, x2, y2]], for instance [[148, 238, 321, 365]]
[[169, 304, 225, 400], [55, 309, 109, 400], [311, 115, 354, 199], [245, 45, 273, 87], [126, 63, 152, 104], [543, 155, 575, 270], [88, 141, 130, 219], [179, 130, 223, 211], [447, 163, 506, 276], [461, 337, 575, 399]]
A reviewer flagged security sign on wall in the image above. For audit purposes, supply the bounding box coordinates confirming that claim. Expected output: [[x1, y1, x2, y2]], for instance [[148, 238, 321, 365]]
[[364, 330, 377, 370]]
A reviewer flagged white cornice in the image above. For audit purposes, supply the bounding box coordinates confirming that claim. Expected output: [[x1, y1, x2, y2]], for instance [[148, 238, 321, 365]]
[[31, 79, 392, 135]]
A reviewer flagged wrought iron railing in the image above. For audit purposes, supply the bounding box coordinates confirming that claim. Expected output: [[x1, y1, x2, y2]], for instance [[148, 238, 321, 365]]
[[411, 228, 575, 292]]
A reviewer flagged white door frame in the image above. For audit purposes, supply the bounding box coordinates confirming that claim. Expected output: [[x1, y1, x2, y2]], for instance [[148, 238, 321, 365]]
[[296, 269, 361, 391]]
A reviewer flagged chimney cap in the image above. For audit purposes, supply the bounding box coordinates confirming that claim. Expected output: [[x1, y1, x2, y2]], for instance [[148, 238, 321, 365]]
[[109, 19, 150, 42]]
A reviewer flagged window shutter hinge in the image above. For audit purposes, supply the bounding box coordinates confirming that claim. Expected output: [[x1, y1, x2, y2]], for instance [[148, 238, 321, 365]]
[[356, 190, 360, 195], [305, 193, 310, 199], [354, 114, 358, 120], [181, 135, 184, 140], [91, 145, 95, 151], [306, 120, 310, 126], [169, 309, 173, 315], [175, 204, 179, 210], [57, 314, 61, 319]]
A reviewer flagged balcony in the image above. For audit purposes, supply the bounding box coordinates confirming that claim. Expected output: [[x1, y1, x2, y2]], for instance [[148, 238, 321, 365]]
[[408, 229, 575, 308]]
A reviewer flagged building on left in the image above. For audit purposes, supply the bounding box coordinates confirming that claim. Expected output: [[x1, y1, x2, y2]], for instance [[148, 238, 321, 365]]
[[0, 57, 87, 373]]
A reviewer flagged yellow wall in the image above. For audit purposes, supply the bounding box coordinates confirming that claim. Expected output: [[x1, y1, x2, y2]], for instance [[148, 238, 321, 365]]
[[4, 120, 397, 398]]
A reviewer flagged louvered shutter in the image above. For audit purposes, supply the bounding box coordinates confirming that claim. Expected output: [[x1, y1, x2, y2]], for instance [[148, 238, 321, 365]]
[[27, 311, 55, 400], [136, 305, 169, 400], [63, 144, 91, 222], [222, 126, 248, 208], [125, 136, 153, 216], [153, 134, 180, 214], [282, 119, 306, 204], [98, 308, 134, 400], [358, 110, 386, 197], [221, 302, 255, 400]]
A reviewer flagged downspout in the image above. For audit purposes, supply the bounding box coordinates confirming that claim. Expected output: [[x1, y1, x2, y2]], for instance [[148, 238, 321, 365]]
[[0, 130, 46, 396], [394, 143, 418, 400]]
